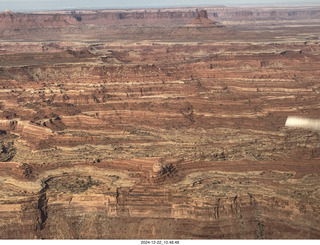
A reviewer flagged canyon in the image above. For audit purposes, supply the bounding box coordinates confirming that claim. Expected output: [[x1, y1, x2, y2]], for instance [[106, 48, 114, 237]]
[[0, 6, 320, 239]]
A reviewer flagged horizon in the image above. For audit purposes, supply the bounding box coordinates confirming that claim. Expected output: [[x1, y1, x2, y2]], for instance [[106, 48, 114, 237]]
[[1, 0, 320, 12]]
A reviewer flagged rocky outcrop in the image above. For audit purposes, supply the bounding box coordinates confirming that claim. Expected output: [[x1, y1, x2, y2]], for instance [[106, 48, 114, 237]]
[[0, 9, 199, 29], [1, 6, 320, 41], [0, 159, 320, 239], [1, 6, 320, 239], [189, 10, 221, 27], [0, 9, 224, 41], [0, 131, 16, 162]]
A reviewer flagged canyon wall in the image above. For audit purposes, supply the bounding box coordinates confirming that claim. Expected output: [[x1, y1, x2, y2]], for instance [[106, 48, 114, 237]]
[[0, 10, 198, 29], [206, 6, 320, 21], [0, 6, 320, 240], [1, 6, 320, 41]]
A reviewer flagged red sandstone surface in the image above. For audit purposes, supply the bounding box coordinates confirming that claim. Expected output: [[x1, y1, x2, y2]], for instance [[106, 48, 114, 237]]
[[0, 6, 320, 239]]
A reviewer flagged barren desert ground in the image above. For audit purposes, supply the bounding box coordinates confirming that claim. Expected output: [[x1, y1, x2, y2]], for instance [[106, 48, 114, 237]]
[[0, 6, 320, 239]]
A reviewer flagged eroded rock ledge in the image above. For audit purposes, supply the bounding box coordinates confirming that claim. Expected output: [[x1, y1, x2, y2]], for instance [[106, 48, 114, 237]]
[[0, 159, 319, 239], [1, 10, 320, 238]]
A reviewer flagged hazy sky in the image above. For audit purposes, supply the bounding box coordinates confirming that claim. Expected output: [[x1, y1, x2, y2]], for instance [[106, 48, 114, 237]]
[[1, 0, 320, 12]]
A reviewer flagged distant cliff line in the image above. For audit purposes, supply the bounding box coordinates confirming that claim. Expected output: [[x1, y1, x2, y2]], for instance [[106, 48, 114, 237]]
[[0, 9, 204, 29], [1, 6, 320, 29]]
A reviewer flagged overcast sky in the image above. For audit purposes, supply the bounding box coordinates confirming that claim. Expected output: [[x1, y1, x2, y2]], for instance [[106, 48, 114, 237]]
[[1, 0, 320, 12]]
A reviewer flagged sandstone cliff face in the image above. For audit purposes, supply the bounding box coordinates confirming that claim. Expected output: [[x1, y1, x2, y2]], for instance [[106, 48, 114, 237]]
[[1, 6, 320, 239], [0, 9, 198, 29], [2, 6, 319, 41], [205, 6, 320, 21], [189, 10, 219, 27], [1, 160, 319, 239], [0, 9, 225, 41]]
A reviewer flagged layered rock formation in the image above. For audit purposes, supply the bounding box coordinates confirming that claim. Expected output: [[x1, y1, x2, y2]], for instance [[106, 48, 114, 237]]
[[205, 5, 320, 23], [0, 6, 320, 239], [2, 6, 320, 41], [0, 9, 215, 40], [189, 10, 220, 26]]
